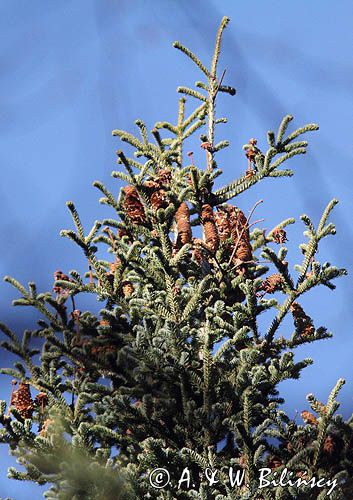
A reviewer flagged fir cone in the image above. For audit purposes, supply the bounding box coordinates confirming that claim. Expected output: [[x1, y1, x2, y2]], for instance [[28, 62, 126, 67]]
[[91, 344, 116, 356], [272, 227, 288, 245], [118, 227, 129, 238], [53, 270, 72, 295], [150, 188, 168, 211], [244, 138, 260, 177], [35, 392, 48, 413], [144, 169, 171, 211], [245, 169, 255, 179], [122, 280, 134, 297], [290, 302, 315, 337], [244, 138, 259, 163], [200, 141, 213, 151], [268, 455, 282, 470], [12, 382, 34, 419], [175, 202, 192, 247], [258, 273, 283, 295], [201, 204, 219, 254], [192, 242, 204, 264], [215, 207, 231, 241], [301, 410, 318, 426], [99, 319, 111, 327], [123, 185, 146, 225], [323, 435, 335, 454], [225, 206, 252, 268], [157, 168, 172, 186]]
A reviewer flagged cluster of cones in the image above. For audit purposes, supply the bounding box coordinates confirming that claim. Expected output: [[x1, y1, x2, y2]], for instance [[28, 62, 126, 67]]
[[122, 168, 172, 226], [267, 409, 337, 474], [53, 270, 74, 297], [103, 260, 134, 298], [120, 168, 302, 303], [122, 171, 254, 275]]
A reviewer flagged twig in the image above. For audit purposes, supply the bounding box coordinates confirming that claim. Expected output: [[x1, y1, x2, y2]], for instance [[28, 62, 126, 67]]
[[213, 68, 226, 101]]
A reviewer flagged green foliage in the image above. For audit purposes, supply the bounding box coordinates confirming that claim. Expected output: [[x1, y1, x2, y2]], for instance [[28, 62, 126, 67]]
[[0, 16, 349, 500]]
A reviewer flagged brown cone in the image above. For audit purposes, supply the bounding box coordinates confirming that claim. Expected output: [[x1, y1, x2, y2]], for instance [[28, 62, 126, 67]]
[[201, 204, 219, 254], [150, 188, 168, 211], [215, 209, 231, 241], [123, 186, 146, 225], [12, 382, 34, 419], [175, 202, 192, 247], [268, 455, 282, 470], [290, 302, 315, 337], [258, 273, 283, 295], [122, 281, 134, 297], [272, 227, 288, 245], [323, 435, 335, 454], [301, 410, 318, 426], [35, 392, 48, 413], [228, 206, 252, 263], [91, 344, 117, 356]]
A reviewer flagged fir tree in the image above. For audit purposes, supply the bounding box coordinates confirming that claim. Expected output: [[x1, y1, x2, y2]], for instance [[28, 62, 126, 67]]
[[0, 16, 351, 500]]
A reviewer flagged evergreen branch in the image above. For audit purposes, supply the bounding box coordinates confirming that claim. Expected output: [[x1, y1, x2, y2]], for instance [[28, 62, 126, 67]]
[[177, 86, 207, 102], [281, 123, 319, 146], [211, 17, 230, 77], [66, 201, 85, 240], [183, 102, 208, 129], [173, 41, 211, 77], [276, 114, 293, 144]]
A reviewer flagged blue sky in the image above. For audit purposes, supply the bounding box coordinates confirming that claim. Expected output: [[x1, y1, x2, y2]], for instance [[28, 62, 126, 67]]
[[0, 0, 352, 497]]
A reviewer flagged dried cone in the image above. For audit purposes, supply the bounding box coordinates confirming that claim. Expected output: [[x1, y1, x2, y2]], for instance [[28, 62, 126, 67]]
[[118, 227, 129, 238], [123, 186, 146, 225], [175, 202, 192, 248], [258, 273, 283, 295], [201, 204, 219, 254], [12, 382, 34, 419], [192, 242, 204, 265], [323, 435, 335, 454], [99, 319, 111, 327], [238, 454, 246, 467], [301, 410, 318, 426], [245, 169, 255, 179], [272, 227, 288, 245], [245, 138, 259, 176], [290, 302, 315, 337], [215, 208, 231, 241], [53, 270, 72, 295], [144, 168, 171, 211], [122, 281, 134, 297], [157, 168, 172, 186], [150, 188, 168, 211], [225, 206, 252, 272], [91, 344, 116, 356], [35, 392, 48, 413], [245, 138, 259, 163], [268, 455, 282, 470]]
